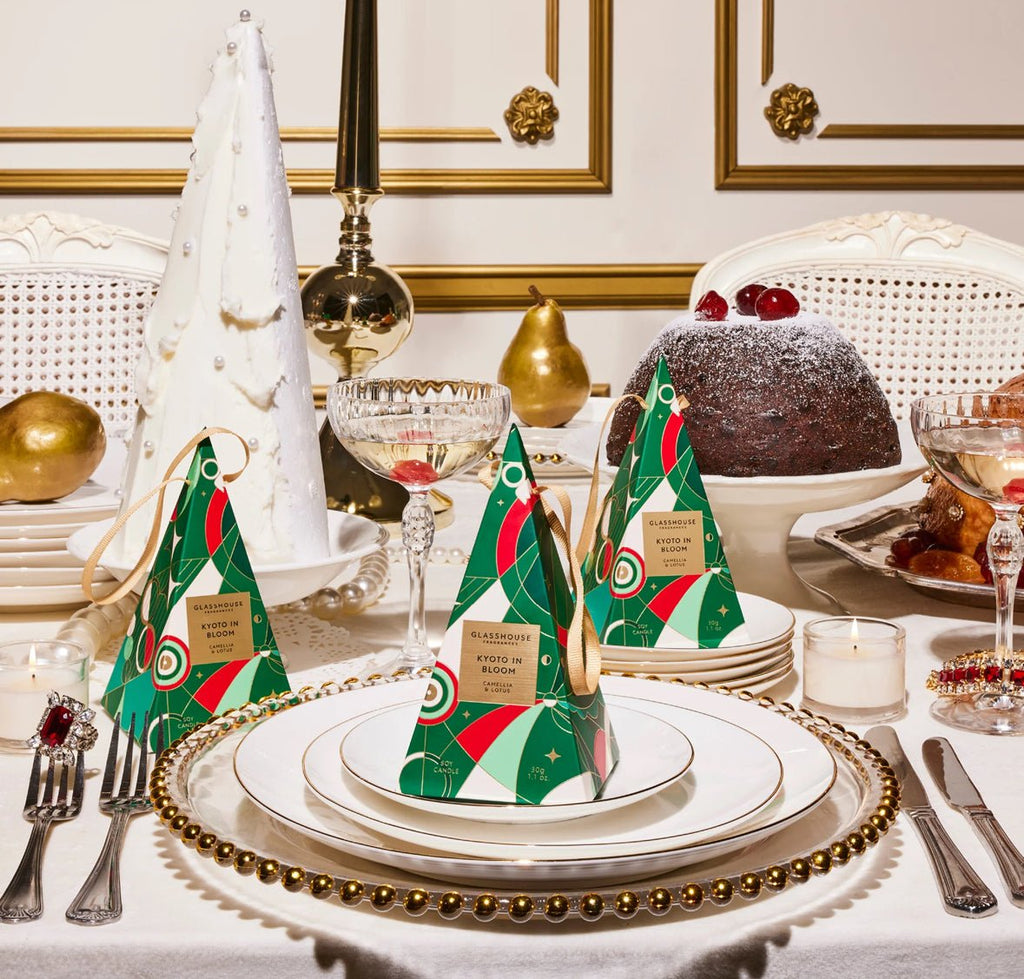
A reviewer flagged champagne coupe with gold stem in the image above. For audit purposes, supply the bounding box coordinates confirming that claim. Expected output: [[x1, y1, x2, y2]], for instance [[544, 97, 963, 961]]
[[328, 379, 510, 671], [912, 392, 1024, 734]]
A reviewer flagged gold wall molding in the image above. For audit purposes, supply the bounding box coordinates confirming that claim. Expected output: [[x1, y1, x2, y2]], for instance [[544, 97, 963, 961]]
[[761, 0, 774, 85], [297, 263, 697, 312], [819, 124, 1024, 140], [0, 126, 500, 143], [716, 0, 1024, 190], [547, 0, 560, 85], [0, 0, 610, 196]]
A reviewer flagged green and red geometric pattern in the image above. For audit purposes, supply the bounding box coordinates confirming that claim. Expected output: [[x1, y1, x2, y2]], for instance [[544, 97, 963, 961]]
[[102, 437, 288, 748], [583, 358, 745, 648], [401, 426, 618, 804]]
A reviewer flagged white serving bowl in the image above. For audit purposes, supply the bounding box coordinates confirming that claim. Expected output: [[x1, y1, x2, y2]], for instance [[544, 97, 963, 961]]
[[68, 508, 388, 607]]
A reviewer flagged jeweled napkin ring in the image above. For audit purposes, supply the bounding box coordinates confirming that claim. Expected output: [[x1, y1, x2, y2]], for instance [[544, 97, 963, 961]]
[[926, 650, 1024, 698], [26, 692, 98, 761]]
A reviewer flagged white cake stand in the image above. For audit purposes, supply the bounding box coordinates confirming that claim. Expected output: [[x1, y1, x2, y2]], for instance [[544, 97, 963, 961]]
[[67, 508, 388, 608], [565, 420, 926, 612]]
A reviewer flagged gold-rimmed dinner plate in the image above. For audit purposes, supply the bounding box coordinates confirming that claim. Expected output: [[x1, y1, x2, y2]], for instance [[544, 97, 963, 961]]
[[598, 592, 795, 662], [332, 702, 694, 826], [0, 578, 116, 609], [298, 699, 780, 858], [231, 677, 836, 884], [602, 644, 793, 681], [603, 635, 794, 672], [0, 481, 120, 528]]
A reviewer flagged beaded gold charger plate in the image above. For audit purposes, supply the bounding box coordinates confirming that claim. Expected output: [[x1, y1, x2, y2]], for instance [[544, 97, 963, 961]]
[[151, 673, 899, 924]]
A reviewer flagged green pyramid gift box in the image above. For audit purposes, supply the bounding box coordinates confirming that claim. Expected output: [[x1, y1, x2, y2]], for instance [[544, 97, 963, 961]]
[[400, 426, 618, 804], [582, 358, 745, 648], [102, 436, 289, 748]]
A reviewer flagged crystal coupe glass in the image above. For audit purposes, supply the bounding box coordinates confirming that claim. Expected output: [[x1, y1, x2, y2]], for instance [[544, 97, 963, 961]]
[[912, 392, 1024, 734], [328, 379, 510, 671]]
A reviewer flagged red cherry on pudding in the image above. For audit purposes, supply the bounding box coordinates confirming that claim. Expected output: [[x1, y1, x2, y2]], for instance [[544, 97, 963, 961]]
[[755, 287, 800, 320], [694, 290, 728, 321], [735, 283, 767, 316]]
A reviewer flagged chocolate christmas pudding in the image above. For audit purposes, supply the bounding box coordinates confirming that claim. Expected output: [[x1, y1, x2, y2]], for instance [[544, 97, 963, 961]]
[[607, 286, 901, 477]]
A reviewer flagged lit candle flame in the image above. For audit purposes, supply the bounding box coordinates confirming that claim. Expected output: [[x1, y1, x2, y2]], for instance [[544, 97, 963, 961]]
[[28, 643, 37, 681], [850, 617, 859, 652]]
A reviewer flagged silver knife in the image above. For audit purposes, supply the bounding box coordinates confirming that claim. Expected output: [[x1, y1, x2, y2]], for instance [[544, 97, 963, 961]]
[[866, 726, 998, 917], [924, 737, 1024, 908]]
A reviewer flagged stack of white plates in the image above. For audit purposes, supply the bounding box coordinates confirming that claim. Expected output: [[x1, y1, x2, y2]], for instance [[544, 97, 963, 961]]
[[0, 482, 120, 609], [600, 592, 795, 693], [233, 676, 838, 887]]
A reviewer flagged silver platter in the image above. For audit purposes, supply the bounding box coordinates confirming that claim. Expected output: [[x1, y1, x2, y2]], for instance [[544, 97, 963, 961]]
[[815, 503, 1024, 610]]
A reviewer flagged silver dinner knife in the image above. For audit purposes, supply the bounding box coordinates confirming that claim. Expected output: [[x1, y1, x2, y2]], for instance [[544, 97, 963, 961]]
[[923, 736, 1024, 908], [866, 726, 998, 917]]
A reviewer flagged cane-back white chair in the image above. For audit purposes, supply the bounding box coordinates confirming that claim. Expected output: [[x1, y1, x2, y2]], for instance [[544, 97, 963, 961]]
[[0, 211, 168, 435], [692, 211, 1024, 419]]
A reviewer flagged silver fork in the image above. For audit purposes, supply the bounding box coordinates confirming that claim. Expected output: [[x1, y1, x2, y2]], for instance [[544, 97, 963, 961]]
[[66, 713, 161, 925], [0, 750, 85, 922]]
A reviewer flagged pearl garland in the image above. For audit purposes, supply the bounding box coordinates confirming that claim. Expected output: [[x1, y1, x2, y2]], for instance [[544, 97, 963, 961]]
[[386, 544, 468, 566], [281, 549, 392, 621]]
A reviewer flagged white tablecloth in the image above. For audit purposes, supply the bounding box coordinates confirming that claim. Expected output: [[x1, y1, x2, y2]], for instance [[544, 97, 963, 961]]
[[2, 475, 1023, 979]]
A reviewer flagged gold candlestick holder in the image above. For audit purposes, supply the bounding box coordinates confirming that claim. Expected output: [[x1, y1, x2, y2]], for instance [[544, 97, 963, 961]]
[[302, 187, 415, 521]]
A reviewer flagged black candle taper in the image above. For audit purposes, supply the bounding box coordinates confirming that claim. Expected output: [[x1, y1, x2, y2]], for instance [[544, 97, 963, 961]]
[[335, 0, 379, 191]]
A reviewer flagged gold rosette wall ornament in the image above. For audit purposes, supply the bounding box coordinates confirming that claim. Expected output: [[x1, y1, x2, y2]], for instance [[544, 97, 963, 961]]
[[504, 86, 559, 144], [764, 83, 819, 140]]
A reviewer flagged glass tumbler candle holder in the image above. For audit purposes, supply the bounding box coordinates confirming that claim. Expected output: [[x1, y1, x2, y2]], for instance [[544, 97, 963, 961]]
[[802, 616, 906, 723], [0, 640, 90, 751]]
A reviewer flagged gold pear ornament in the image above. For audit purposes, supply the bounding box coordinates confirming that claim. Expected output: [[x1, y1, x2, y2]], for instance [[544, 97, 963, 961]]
[[498, 286, 590, 427], [0, 391, 106, 502]]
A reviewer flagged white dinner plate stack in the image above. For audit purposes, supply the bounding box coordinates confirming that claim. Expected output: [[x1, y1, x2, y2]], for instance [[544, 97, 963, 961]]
[[599, 592, 796, 694], [231, 676, 839, 887], [0, 482, 120, 609]]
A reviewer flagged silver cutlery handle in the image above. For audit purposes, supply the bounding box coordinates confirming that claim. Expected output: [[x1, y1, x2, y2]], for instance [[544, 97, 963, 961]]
[[65, 810, 131, 925], [909, 809, 998, 917], [967, 808, 1024, 908], [0, 817, 53, 922]]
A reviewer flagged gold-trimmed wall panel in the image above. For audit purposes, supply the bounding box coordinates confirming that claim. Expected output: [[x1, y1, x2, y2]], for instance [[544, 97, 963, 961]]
[[716, 0, 1024, 190], [0, 0, 611, 196], [298, 264, 697, 312], [0, 127, 501, 143], [0, 167, 609, 196], [819, 125, 1024, 140]]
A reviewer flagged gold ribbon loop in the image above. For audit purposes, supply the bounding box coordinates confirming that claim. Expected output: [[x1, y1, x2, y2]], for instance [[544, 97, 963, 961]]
[[476, 458, 500, 492], [82, 427, 251, 606], [534, 483, 601, 697], [476, 453, 600, 695], [574, 393, 649, 566]]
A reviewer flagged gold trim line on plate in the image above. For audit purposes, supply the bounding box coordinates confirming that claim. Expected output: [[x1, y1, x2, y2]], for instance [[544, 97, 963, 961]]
[[298, 263, 697, 312], [818, 125, 1024, 140], [715, 0, 1024, 189], [0, 0, 610, 196], [150, 673, 899, 923], [0, 127, 501, 143]]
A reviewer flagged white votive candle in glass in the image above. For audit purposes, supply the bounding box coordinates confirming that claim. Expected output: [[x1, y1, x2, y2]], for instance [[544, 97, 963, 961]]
[[802, 616, 906, 722], [0, 640, 90, 751]]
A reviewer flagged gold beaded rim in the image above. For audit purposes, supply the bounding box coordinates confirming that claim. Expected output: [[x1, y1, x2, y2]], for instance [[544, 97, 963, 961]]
[[152, 672, 899, 924]]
